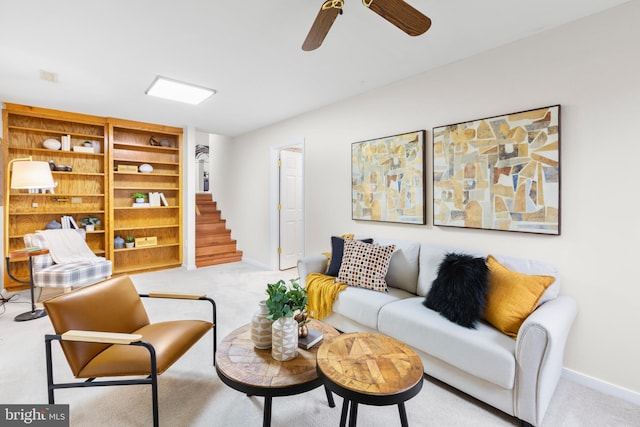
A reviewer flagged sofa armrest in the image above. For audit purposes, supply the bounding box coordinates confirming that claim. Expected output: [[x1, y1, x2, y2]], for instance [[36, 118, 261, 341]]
[[514, 295, 578, 426], [297, 255, 328, 284]]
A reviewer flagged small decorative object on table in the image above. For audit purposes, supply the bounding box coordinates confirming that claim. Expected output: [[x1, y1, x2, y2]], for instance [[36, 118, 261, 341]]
[[295, 310, 310, 338], [265, 277, 307, 361], [251, 300, 273, 349]]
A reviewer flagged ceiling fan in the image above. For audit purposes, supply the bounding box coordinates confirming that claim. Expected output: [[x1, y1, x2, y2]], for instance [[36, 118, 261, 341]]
[[302, 0, 432, 51]]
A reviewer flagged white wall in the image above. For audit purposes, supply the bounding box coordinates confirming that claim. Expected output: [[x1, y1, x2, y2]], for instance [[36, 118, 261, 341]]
[[222, 2, 640, 396]]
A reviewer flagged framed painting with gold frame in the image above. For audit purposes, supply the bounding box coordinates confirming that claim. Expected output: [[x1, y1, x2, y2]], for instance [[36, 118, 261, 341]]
[[352, 130, 426, 225], [432, 105, 560, 235]]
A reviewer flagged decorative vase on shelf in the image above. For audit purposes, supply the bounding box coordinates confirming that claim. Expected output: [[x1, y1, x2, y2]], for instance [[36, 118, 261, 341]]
[[251, 300, 273, 349], [271, 317, 298, 361], [114, 236, 125, 249]]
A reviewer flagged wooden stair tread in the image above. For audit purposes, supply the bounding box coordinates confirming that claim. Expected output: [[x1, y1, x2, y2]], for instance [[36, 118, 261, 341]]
[[195, 196, 241, 268], [196, 251, 243, 267]]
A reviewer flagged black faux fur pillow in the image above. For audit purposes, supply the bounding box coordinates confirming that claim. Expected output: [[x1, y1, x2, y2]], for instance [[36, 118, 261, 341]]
[[423, 252, 489, 328]]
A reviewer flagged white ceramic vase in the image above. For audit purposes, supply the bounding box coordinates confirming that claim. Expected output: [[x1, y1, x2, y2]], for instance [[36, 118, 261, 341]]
[[271, 317, 298, 361], [251, 300, 273, 349]]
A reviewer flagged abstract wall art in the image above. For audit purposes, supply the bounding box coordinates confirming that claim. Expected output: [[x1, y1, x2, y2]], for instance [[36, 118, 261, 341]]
[[352, 130, 426, 225], [432, 105, 560, 235]]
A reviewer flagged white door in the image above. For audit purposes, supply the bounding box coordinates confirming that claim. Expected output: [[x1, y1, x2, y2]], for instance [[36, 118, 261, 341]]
[[279, 148, 303, 270]]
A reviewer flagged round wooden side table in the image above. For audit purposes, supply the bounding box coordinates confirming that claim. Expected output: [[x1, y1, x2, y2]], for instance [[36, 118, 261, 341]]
[[316, 332, 424, 427], [216, 319, 340, 427]]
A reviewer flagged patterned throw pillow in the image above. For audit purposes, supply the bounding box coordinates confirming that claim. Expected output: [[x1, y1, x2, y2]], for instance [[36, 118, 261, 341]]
[[326, 235, 374, 276], [337, 239, 395, 292]]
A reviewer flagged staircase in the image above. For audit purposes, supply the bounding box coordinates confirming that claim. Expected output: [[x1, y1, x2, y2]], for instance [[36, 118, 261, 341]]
[[195, 193, 243, 267]]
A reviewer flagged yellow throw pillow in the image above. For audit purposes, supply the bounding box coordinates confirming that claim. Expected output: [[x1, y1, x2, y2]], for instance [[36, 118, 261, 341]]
[[484, 255, 555, 338]]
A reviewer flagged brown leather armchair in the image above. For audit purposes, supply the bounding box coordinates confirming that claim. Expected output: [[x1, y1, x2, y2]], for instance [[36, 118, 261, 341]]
[[43, 274, 216, 427]]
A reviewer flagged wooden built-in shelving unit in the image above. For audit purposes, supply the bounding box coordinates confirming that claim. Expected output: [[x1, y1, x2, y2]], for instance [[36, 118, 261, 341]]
[[2, 104, 109, 288], [108, 119, 183, 275], [2, 104, 183, 289]]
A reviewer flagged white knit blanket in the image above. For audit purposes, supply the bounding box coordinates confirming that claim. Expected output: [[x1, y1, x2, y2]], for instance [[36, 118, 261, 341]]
[[38, 229, 99, 264]]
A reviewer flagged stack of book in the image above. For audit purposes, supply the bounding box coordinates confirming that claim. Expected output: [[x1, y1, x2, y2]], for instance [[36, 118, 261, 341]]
[[61, 215, 79, 229], [61, 135, 71, 151], [298, 328, 323, 350], [148, 192, 169, 207]]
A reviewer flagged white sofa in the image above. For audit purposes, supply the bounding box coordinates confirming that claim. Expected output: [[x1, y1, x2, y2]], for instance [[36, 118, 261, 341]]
[[297, 238, 577, 427]]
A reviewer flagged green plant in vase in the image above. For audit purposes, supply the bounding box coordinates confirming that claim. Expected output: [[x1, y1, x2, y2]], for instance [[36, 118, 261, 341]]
[[265, 278, 306, 320], [265, 277, 307, 361], [125, 236, 135, 248], [80, 217, 100, 232], [131, 192, 147, 203], [265, 278, 309, 337]]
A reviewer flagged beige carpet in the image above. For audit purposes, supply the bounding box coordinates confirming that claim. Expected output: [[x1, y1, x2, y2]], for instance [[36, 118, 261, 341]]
[[1, 262, 638, 426]]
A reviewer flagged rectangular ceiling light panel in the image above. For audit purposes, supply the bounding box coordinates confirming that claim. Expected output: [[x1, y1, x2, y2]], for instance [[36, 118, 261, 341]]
[[145, 76, 215, 105]]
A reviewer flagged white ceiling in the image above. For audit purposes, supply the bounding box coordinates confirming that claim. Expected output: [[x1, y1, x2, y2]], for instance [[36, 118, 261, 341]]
[[0, 0, 631, 136]]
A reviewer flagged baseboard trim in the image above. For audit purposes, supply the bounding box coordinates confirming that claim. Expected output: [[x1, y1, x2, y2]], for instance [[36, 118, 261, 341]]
[[241, 258, 271, 270], [562, 368, 640, 406]]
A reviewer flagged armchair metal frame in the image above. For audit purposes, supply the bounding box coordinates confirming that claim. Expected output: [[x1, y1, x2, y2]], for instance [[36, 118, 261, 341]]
[[43, 278, 216, 427]]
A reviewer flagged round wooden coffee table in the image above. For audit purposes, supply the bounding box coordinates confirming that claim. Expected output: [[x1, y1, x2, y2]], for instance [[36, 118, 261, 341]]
[[316, 332, 424, 427], [216, 319, 340, 427]]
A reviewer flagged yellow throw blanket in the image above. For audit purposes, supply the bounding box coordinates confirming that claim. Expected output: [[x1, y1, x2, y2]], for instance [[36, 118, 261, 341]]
[[306, 273, 347, 320]]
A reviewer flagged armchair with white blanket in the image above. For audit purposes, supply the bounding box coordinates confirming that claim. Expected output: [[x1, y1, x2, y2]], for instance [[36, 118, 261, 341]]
[[23, 229, 112, 295]]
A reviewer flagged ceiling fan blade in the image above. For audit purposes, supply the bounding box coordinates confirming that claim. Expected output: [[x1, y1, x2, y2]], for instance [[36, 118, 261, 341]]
[[302, 1, 343, 51], [364, 0, 431, 36]]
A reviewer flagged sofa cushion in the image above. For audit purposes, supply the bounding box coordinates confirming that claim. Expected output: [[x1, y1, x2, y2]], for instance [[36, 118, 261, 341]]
[[326, 236, 373, 276], [423, 252, 489, 328], [417, 245, 450, 296], [484, 255, 556, 338], [332, 286, 413, 330], [32, 259, 113, 288], [375, 238, 420, 294], [23, 233, 54, 269], [418, 246, 561, 305], [378, 297, 516, 389], [337, 240, 395, 292], [490, 254, 560, 306]]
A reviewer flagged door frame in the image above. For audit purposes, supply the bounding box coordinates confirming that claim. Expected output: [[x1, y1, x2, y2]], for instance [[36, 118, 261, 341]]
[[269, 138, 305, 271]]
